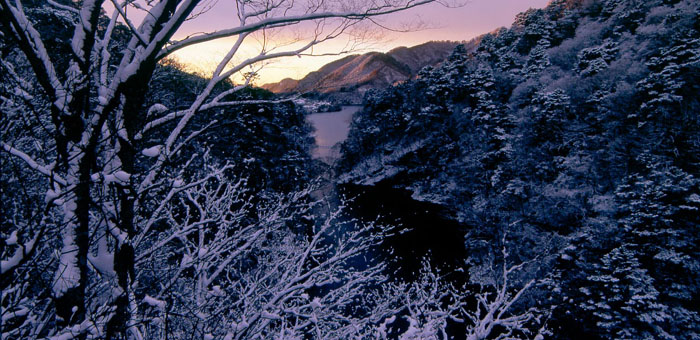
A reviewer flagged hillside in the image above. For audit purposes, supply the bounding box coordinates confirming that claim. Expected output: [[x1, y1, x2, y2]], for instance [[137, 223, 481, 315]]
[[261, 77, 300, 93], [339, 0, 700, 338], [261, 41, 458, 98]]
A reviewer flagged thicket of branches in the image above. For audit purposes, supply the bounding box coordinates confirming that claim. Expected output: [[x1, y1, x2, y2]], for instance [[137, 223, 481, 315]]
[[0, 0, 588, 338], [0, 0, 471, 338]]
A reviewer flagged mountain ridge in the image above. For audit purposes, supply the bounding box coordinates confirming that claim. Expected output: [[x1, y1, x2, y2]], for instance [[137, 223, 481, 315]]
[[261, 41, 460, 97]]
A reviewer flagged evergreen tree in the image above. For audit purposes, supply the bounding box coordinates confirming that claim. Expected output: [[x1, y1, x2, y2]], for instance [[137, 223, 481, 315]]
[[337, 0, 700, 337]]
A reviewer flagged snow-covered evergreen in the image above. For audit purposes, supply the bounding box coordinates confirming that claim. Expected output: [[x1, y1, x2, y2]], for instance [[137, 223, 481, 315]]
[[339, 0, 700, 337]]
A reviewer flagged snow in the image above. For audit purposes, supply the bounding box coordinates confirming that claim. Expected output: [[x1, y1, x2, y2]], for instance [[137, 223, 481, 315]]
[[235, 319, 249, 331], [87, 249, 114, 276], [53, 201, 81, 296], [408, 184, 449, 205], [143, 295, 166, 310], [104, 170, 131, 184], [688, 193, 700, 203], [310, 297, 323, 308], [119, 62, 139, 83], [6, 230, 18, 245], [1, 307, 29, 323], [338, 139, 426, 185], [210, 285, 225, 297], [399, 317, 430, 340], [590, 194, 616, 213], [180, 254, 192, 268], [71, 32, 84, 60], [261, 311, 281, 320], [117, 126, 129, 140], [7, 1, 699, 339], [45, 188, 61, 203], [377, 315, 397, 338], [142, 145, 162, 157], [1, 248, 25, 274], [2, 142, 66, 186], [148, 103, 169, 116]]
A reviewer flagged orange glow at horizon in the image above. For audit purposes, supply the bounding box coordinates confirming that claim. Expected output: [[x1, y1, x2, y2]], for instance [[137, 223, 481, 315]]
[[169, 38, 366, 86], [167, 0, 551, 86]]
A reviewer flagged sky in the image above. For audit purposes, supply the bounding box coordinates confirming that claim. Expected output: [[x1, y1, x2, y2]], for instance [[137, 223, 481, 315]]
[[168, 0, 551, 85]]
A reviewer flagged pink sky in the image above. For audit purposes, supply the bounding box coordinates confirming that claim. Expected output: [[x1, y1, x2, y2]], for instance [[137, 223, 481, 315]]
[[170, 0, 550, 84]]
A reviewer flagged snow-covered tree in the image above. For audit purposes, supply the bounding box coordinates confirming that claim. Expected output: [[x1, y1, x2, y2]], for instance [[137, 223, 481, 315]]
[[337, 1, 700, 337], [577, 39, 618, 76], [522, 39, 551, 78], [579, 245, 672, 339], [0, 0, 451, 338], [513, 8, 554, 54], [372, 232, 550, 340], [374, 262, 464, 340], [463, 245, 549, 340], [135, 171, 388, 339]]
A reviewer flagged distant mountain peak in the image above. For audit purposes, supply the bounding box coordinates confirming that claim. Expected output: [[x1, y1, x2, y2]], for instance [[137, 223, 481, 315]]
[[261, 41, 460, 100]]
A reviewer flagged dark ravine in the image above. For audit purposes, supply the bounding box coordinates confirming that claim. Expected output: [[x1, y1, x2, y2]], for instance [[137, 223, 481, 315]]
[[339, 182, 468, 281], [305, 104, 467, 282]]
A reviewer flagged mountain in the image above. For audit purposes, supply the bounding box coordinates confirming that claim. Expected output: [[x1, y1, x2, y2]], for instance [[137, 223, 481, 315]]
[[261, 41, 459, 98], [261, 77, 299, 93]]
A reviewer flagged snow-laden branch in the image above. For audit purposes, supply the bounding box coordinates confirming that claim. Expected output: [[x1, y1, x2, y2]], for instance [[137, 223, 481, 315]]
[[70, 0, 104, 63], [1, 142, 66, 186], [157, 0, 436, 59], [376, 241, 549, 340], [46, 0, 79, 14], [0, 0, 67, 107], [136, 97, 295, 139], [108, 0, 148, 46], [376, 261, 466, 340], [1, 228, 42, 276], [0, 0, 451, 337], [134, 172, 387, 339], [465, 237, 546, 340]]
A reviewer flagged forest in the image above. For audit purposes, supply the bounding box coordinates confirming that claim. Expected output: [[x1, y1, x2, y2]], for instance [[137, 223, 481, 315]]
[[340, 0, 700, 338], [1, 0, 699, 339]]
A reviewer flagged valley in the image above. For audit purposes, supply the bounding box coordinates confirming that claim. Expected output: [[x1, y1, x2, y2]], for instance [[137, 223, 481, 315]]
[[306, 105, 468, 284], [2, 0, 699, 338]]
